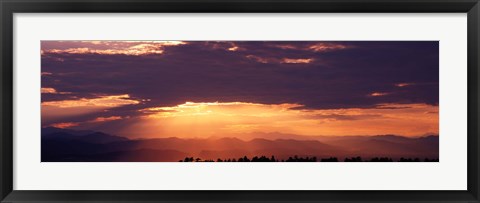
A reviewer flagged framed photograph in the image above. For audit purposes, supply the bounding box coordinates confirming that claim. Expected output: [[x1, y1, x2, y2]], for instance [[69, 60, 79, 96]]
[[1, 0, 479, 202]]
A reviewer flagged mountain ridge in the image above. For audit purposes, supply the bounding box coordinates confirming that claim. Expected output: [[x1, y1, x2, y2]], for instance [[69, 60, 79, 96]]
[[41, 127, 439, 162]]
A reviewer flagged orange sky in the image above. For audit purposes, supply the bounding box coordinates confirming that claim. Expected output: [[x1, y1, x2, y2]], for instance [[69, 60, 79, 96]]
[[40, 41, 439, 139], [42, 95, 438, 138]]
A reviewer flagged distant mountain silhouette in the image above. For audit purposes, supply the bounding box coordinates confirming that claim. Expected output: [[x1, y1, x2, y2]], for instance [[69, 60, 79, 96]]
[[43, 131, 129, 144], [41, 127, 439, 162], [78, 149, 188, 162], [230, 132, 439, 159], [42, 127, 96, 136]]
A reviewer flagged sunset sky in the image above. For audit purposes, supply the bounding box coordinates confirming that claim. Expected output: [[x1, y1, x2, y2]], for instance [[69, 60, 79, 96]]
[[41, 41, 439, 139]]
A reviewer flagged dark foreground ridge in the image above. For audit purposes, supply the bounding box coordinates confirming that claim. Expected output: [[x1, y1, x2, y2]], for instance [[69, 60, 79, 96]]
[[41, 127, 439, 162], [179, 156, 439, 162]]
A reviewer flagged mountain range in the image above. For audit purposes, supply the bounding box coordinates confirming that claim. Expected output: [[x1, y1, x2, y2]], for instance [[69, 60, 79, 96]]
[[41, 127, 439, 162]]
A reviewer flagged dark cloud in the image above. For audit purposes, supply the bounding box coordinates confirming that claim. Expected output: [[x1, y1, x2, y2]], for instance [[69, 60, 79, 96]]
[[41, 41, 439, 116]]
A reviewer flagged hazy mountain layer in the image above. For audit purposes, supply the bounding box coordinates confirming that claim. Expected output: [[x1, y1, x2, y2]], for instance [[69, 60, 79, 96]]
[[41, 127, 438, 162]]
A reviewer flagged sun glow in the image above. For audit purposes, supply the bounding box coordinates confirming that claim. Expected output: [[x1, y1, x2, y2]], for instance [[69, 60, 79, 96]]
[[117, 101, 439, 138], [140, 102, 302, 118]]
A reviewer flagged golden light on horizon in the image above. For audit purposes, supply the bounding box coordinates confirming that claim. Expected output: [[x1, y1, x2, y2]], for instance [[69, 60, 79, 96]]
[[115, 101, 440, 139], [139, 102, 302, 118]]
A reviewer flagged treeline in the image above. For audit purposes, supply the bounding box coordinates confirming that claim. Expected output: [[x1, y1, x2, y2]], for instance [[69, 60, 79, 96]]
[[179, 156, 439, 162]]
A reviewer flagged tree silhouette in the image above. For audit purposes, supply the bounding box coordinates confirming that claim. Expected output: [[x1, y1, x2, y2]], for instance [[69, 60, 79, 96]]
[[399, 157, 421, 162], [321, 157, 338, 162], [285, 155, 317, 162], [243, 156, 250, 162], [183, 157, 194, 162], [178, 155, 437, 162], [344, 156, 362, 162], [370, 157, 393, 162]]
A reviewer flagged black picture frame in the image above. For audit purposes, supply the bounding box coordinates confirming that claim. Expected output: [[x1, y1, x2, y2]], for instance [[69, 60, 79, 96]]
[[1, 0, 479, 202]]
